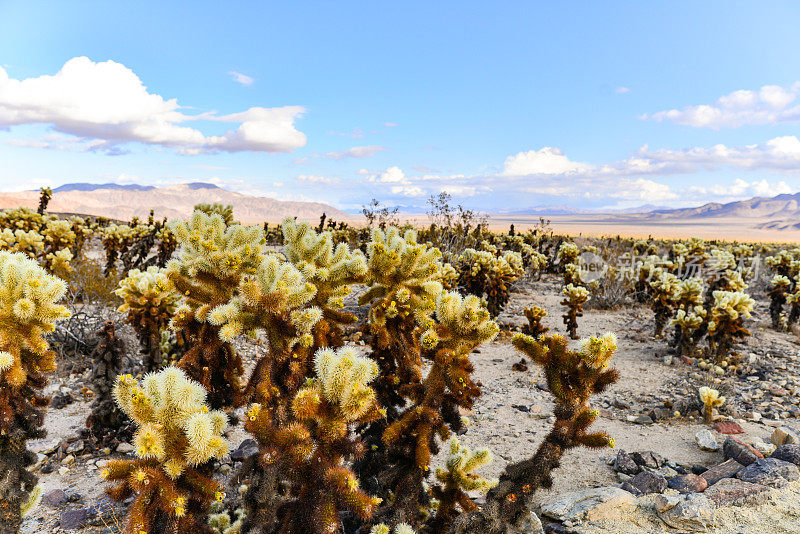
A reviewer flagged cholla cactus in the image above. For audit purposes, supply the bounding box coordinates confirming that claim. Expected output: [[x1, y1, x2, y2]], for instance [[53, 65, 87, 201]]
[[787, 276, 800, 328], [521, 306, 548, 338], [649, 271, 680, 337], [101, 223, 135, 275], [85, 321, 132, 445], [768, 274, 792, 330], [455, 248, 524, 317], [428, 437, 498, 531], [561, 284, 589, 339], [359, 227, 443, 413], [37, 186, 52, 215], [194, 203, 236, 226], [167, 211, 266, 408], [374, 292, 498, 529], [281, 218, 367, 346], [556, 242, 579, 267], [371, 524, 416, 534], [452, 332, 618, 534], [670, 307, 707, 357], [698, 386, 725, 424], [707, 290, 754, 361], [116, 267, 180, 372], [102, 367, 229, 534], [208, 503, 245, 534], [0, 251, 70, 532], [246, 347, 383, 534]]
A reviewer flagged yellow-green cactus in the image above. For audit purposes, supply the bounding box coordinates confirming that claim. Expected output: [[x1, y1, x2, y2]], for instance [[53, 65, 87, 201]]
[[103, 367, 228, 533], [561, 283, 590, 339], [649, 271, 680, 337], [116, 267, 180, 371], [193, 202, 236, 226], [0, 251, 70, 532], [428, 437, 498, 529], [698, 386, 725, 424], [769, 274, 792, 329], [166, 211, 267, 408], [707, 290, 754, 361]]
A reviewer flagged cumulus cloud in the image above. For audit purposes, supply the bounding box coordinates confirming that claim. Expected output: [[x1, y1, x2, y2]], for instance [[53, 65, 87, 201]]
[[502, 147, 592, 176], [323, 145, 386, 160], [228, 71, 254, 86], [644, 82, 800, 128], [0, 57, 306, 154]]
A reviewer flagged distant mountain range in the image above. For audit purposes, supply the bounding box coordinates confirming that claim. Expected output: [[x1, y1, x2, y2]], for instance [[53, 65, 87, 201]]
[[647, 193, 800, 220], [0, 182, 352, 223]]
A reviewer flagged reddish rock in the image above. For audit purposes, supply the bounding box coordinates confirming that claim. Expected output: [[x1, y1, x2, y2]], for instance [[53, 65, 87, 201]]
[[700, 459, 745, 486], [704, 478, 769, 505], [667, 474, 709, 494], [713, 421, 744, 435]]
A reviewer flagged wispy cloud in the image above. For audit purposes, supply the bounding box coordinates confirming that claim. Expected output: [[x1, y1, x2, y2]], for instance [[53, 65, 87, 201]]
[[228, 70, 254, 86], [0, 57, 306, 154], [643, 82, 800, 128], [615, 86, 631, 94], [323, 145, 386, 160]]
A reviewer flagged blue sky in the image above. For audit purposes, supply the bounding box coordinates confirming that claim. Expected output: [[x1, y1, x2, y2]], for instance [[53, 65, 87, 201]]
[[2, 1, 800, 212]]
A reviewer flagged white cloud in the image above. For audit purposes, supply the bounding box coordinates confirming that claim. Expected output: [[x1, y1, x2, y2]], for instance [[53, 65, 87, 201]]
[[0, 57, 306, 154], [390, 185, 425, 197], [644, 82, 800, 128], [502, 147, 592, 176], [615, 86, 631, 94], [297, 174, 340, 184], [323, 145, 386, 160], [228, 71, 254, 86], [383, 122, 397, 127], [373, 166, 406, 183]]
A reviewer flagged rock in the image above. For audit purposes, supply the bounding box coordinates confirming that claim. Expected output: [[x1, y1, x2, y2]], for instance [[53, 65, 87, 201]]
[[723, 436, 763, 466], [700, 459, 744, 486], [655, 493, 715, 532], [649, 407, 670, 421], [771, 426, 800, 446], [60, 509, 88, 530], [613, 450, 639, 476], [28, 438, 61, 455], [230, 438, 259, 460], [736, 457, 800, 488], [620, 471, 667, 496], [116, 442, 135, 454], [43, 489, 67, 508], [61, 454, 74, 465], [540, 487, 635, 524], [704, 478, 770, 505], [58, 466, 69, 476], [747, 411, 762, 422], [667, 474, 709, 494], [771, 444, 800, 466], [633, 415, 653, 425], [65, 440, 84, 455], [50, 392, 74, 409], [751, 440, 776, 456], [630, 451, 665, 469], [695, 429, 719, 451], [713, 421, 744, 435]]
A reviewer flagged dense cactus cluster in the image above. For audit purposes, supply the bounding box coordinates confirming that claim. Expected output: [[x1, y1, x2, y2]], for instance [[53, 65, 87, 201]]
[[455, 246, 525, 317], [0, 252, 70, 532]]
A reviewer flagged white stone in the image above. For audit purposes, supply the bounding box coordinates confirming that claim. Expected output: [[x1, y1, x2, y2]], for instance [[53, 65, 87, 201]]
[[695, 429, 720, 451], [540, 486, 635, 524]]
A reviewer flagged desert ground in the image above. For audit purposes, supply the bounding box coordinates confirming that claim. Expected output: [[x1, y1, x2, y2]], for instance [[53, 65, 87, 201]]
[[20, 268, 800, 533]]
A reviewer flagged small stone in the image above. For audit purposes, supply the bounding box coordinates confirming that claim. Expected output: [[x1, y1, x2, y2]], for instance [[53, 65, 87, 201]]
[[540, 487, 635, 523], [771, 426, 800, 446], [649, 407, 670, 421], [613, 450, 640, 476], [655, 493, 715, 532], [748, 411, 762, 422], [704, 478, 769, 505], [43, 489, 68, 508], [736, 457, 800, 488], [631, 451, 665, 469], [58, 466, 69, 476], [695, 429, 719, 451], [60, 509, 88, 530], [667, 474, 709, 494], [633, 415, 653, 425], [28, 438, 61, 455], [620, 470, 667, 496], [66, 440, 84, 455], [230, 438, 259, 460], [713, 421, 744, 435], [116, 442, 135, 454], [723, 436, 763, 466], [61, 454, 75, 465], [700, 459, 744, 486], [751, 440, 777, 456], [771, 444, 800, 466]]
